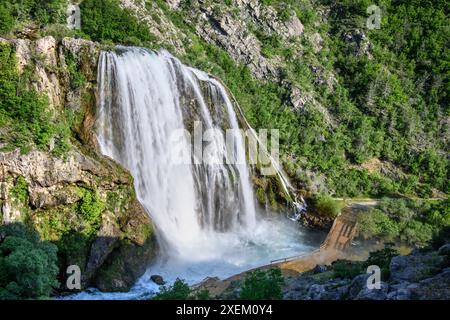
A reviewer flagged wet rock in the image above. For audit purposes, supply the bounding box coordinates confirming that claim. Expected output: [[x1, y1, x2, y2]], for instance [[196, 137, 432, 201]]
[[150, 275, 165, 285], [283, 275, 316, 300], [94, 234, 157, 292]]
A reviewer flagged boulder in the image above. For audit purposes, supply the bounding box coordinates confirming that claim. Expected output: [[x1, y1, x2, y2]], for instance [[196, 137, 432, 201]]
[[409, 268, 450, 300], [438, 243, 450, 257], [347, 274, 369, 299], [389, 251, 443, 283], [313, 264, 328, 274], [150, 275, 165, 286], [355, 282, 388, 300]]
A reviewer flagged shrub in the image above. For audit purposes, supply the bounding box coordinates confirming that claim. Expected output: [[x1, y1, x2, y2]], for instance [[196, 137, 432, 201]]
[[364, 243, 398, 280], [10, 176, 29, 204], [0, 42, 60, 152], [80, 0, 157, 46], [240, 268, 284, 300], [0, 5, 15, 34], [358, 199, 448, 247], [0, 223, 59, 299], [401, 220, 434, 247], [331, 260, 364, 279], [152, 278, 210, 300], [77, 188, 104, 236], [358, 208, 399, 240], [0, 0, 66, 29], [311, 194, 344, 218]]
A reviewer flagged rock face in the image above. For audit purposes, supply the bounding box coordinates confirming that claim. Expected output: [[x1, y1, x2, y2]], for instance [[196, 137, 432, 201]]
[[283, 244, 450, 300], [389, 250, 443, 283], [0, 36, 157, 293], [150, 275, 165, 286]]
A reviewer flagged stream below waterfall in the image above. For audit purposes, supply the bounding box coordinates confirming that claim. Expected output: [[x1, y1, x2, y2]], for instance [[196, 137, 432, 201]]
[[66, 219, 325, 300]]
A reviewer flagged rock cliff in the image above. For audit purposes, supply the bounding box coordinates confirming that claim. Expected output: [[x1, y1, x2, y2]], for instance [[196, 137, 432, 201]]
[[0, 36, 157, 293]]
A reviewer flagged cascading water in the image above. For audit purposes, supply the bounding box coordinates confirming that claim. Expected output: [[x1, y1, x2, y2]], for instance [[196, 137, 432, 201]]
[[96, 47, 259, 259], [70, 47, 322, 299]]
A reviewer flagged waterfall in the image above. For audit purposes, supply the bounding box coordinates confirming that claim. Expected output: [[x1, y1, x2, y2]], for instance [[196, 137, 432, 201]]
[[96, 47, 263, 260], [62, 46, 321, 299]]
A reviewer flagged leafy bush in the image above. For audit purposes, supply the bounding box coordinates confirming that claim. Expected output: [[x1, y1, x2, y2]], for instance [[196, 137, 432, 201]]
[[364, 243, 398, 280], [0, 5, 15, 34], [0, 223, 59, 299], [80, 0, 157, 46], [358, 199, 449, 247], [240, 268, 284, 300], [65, 51, 86, 90], [10, 176, 29, 204], [331, 260, 364, 279], [153, 278, 190, 300], [358, 209, 399, 240], [77, 188, 104, 236], [0, 42, 68, 153], [0, 0, 66, 34], [401, 220, 434, 247], [311, 194, 344, 218], [153, 278, 210, 300]]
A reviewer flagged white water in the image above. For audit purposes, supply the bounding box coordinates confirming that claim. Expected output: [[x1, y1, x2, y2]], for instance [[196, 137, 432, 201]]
[[68, 47, 320, 299]]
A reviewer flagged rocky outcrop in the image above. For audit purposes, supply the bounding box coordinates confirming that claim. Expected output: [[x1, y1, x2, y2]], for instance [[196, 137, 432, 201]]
[[283, 243, 450, 300], [0, 36, 158, 292], [0, 148, 157, 292], [120, 0, 186, 55], [389, 250, 443, 283]]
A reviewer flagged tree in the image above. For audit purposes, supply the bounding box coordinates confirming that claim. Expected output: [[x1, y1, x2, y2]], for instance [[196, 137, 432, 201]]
[[240, 268, 284, 300], [0, 223, 59, 299], [0, 5, 15, 34]]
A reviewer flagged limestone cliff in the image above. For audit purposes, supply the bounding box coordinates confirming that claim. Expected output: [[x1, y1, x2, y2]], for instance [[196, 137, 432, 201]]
[[0, 36, 157, 293]]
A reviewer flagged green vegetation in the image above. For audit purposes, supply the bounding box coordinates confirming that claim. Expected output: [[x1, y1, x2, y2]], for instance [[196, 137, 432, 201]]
[[331, 260, 365, 279], [10, 176, 29, 204], [0, 42, 71, 155], [77, 188, 105, 237], [0, 4, 15, 34], [364, 243, 398, 280], [0, 43, 54, 152], [331, 244, 397, 280], [0, 0, 66, 35], [65, 50, 86, 90], [0, 223, 59, 299], [80, 0, 157, 46], [153, 278, 210, 300], [240, 268, 284, 300], [311, 194, 344, 218], [358, 198, 450, 246]]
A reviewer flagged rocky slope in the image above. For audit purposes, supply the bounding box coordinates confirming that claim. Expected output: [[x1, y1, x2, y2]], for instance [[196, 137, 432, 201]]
[[0, 36, 157, 293], [283, 244, 450, 300], [113, 0, 448, 199]]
